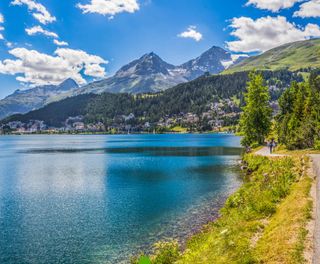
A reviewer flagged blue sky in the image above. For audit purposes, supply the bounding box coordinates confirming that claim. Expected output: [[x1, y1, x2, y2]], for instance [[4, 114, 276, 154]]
[[0, 0, 319, 98]]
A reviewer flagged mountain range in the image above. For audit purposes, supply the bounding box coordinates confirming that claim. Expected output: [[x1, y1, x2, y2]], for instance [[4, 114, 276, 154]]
[[4, 70, 302, 128], [0, 46, 245, 120], [74, 46, 245, 95]]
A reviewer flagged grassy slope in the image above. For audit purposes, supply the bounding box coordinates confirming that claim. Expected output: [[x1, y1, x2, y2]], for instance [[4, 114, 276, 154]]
[[254, 175, 312, 263], [137, 154, 313, 264], [225, 39, 320, 74]]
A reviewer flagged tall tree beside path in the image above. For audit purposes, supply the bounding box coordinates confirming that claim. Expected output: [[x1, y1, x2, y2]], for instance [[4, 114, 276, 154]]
[[240, 72, 272, 146], [276, 72, 320, 150]]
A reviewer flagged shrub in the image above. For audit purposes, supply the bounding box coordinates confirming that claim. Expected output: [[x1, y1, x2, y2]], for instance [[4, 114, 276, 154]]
[[151, 240, 180, 264]]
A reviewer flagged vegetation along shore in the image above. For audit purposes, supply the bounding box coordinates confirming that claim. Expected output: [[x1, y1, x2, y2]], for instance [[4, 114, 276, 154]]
[[133, 71, 320, 263]]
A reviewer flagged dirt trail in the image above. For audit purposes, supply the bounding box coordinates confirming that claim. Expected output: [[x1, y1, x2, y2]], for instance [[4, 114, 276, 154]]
[[254, 147, 285, 157], [310, 155, 320, 264], [254, 148, 319, 263]]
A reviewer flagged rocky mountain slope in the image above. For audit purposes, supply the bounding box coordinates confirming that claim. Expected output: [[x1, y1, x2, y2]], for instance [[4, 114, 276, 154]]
[[0, 79, 78, 120], [76, 46, 246, 94]]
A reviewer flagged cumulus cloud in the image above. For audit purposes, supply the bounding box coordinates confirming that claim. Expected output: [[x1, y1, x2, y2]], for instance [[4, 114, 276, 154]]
[[226, 16, 320, 53], [55, 48, 107, 78], [77, 0, 139, 17], [53, 39, 69, 46], [178, 26, 203, 42], [25, 26, 69, 47], [0, 47, 108, 86], [26, 25, 58, 38], [246, 0, 303, 12], [11, 0, 56, 24], [294, 0, 320, 18]]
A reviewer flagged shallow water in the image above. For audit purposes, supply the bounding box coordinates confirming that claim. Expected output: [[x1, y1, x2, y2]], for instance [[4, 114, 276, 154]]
[[0, 134, 242, 263]]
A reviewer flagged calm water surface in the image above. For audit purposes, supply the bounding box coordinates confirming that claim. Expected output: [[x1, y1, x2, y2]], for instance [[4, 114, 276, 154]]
[[0, 134, 242, 263]]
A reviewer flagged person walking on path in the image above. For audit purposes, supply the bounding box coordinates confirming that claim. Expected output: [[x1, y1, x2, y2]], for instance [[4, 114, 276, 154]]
[[268, 139, 276, 154]]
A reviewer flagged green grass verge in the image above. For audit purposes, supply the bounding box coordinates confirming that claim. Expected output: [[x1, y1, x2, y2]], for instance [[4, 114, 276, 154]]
[[133, 154, 313, 264]]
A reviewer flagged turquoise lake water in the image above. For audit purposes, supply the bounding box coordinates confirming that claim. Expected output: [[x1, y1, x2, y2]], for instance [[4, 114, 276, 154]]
[[0, 134, 242, 263]]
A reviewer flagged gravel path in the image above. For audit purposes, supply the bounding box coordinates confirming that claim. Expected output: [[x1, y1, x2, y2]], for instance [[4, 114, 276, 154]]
[[255, 148, 319, 262], [310, 155, 320, 264], [254, 147, 285, 157]]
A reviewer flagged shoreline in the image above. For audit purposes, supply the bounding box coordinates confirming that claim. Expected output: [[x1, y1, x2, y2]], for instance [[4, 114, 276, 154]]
[[0, 131, 235, 136], [136, 153, 314, 263]]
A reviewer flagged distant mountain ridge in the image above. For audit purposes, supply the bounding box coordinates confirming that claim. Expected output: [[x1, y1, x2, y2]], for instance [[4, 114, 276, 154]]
[[0, 79, 79, 120], [180, 46, 237, 80], [76, 46, 245, 94]]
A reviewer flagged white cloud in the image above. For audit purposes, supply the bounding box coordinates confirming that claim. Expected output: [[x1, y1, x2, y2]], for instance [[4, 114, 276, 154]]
[[26, 26, 69, 47], [26, 25, 58, 38], [246, 0, 303, 12], [294, 0, 320, 18], [77, 0, 139, 17], [6, 42, 14, 48], [221, 54, 249, 69], [11, 0, 56, 24], [226, 16, 320, 53], [0, 13, 4, 23], [53, 39, 69, 46], [0, 47, 108, 86], [178, 26, 203, 42], [55, 48, 108, 78]]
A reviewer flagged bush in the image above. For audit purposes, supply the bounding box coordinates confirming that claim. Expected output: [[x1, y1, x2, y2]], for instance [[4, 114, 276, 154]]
[[314, 139, 320, 150], [152, 240, 180, 264]]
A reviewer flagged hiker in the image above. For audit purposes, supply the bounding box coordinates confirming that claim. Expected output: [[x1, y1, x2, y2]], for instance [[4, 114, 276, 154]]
[[245, 145, 252, 154], [268, 139, 276, 154]]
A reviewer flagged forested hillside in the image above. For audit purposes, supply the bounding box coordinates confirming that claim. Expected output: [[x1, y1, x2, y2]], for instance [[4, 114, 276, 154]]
[[3, 70, 303, 130]]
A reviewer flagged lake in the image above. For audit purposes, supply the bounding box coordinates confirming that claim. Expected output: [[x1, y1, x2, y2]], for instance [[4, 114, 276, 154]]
[[0, 134, 242, 264]]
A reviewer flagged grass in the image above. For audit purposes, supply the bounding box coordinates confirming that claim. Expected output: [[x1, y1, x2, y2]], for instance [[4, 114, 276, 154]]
[[170, 126, 188, 133], [223, 39, 320, 74], [134, 154, 314, 264], [254, 171, 313, 264], [275, 147, 320, 156]]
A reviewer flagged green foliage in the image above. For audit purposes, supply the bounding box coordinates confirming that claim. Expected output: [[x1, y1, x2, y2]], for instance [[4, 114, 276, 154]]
[[315, 140, 320, 150], [276, 71, 320, 149], [130, 255, 151, 264], [139, 256, 152, 264], [240, 72, 272, 146], [132, 240, 180, 264], [151, 240, 180, 264]]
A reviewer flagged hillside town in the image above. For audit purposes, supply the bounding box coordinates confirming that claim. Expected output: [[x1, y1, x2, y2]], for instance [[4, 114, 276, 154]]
[[0, 100, 241, 134]]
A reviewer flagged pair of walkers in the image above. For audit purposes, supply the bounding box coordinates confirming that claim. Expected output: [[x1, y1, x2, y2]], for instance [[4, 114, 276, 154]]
[[267, 139, 277, 154]]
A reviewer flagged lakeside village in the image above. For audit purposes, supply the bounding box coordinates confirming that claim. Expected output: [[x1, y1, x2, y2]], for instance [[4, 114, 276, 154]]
[[0, 99, 253, 135]]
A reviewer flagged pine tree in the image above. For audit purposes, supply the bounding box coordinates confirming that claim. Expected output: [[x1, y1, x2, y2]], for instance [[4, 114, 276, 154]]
[[276, 72, 320, 149], [240, 72, 272, 146]]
